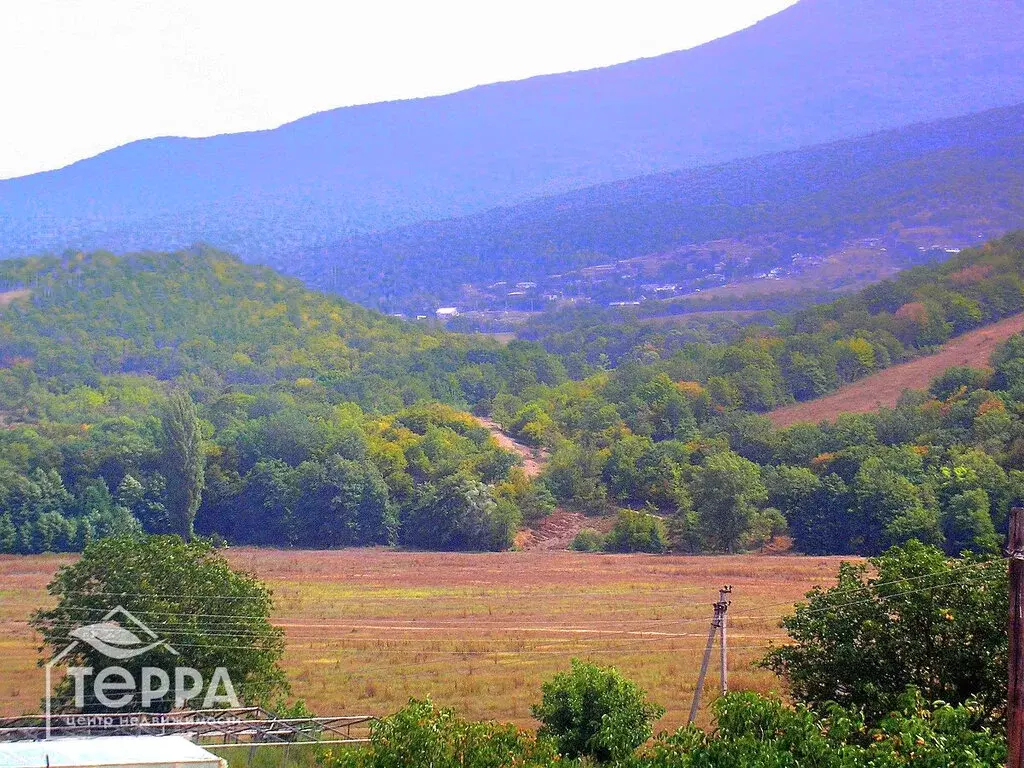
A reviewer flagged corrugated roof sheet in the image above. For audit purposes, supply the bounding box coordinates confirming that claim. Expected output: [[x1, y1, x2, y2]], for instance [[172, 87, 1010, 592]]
[[0, 735, 224, 768]]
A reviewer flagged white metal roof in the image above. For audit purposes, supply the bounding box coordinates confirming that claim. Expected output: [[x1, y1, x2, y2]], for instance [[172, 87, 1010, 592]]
[[0, 735, 224, 768]]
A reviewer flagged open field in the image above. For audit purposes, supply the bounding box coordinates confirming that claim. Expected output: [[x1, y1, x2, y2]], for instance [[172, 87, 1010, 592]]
[[697, 245, 906, 300], [0, 549, 847, 732], [768, 311, 1024, 427]]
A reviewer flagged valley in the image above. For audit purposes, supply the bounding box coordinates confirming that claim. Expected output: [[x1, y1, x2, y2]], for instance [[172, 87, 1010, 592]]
[[293, 102, 1024, 316], [2, 0, 1024, 764]]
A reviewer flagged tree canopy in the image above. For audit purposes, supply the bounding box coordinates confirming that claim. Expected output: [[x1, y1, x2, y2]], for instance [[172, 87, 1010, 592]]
[[761, 541, 1006, 722], [30, 535, 287, 712]]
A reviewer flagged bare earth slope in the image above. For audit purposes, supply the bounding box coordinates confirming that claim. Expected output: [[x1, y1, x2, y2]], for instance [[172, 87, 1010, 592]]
[[475, 416, 548, 478], [768, 312, 1024, 427], [474, 417, 612, 550]]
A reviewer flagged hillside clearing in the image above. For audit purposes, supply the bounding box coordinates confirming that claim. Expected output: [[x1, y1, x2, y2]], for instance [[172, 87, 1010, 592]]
[[0, 549, 845, 730], [768, 312, 1024, 427], [474, 416, 594, 551], [475, 415, 548, 478], [0, 288, 30, 306]]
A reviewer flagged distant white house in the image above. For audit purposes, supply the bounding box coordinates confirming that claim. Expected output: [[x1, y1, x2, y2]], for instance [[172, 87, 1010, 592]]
[[435, 307, 459, 318]]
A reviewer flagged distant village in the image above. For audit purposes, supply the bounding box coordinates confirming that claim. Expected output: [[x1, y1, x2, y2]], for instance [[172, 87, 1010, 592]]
[[392, 235, 974, 328]]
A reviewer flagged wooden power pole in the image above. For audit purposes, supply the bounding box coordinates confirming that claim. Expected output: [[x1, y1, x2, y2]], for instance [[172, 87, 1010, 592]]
[[1008, 506, 1024, 768], [719, 585, 731, 695], [688, 585, 732, 725]]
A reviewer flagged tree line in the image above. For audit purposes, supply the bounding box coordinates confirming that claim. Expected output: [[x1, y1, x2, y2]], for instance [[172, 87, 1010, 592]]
[[2, 235, 1024, 554], [0, 249, 569, 553], [494, 234, 1024, 555]]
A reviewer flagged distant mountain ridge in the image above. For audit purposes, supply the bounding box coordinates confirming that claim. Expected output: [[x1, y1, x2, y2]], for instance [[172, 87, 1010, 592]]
[[1, 0, 1023, 261], [284, 103, 1024, 310]]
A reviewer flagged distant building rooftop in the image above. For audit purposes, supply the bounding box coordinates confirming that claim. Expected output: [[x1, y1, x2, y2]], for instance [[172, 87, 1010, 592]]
[[435, 307, 459, 317], [0, 735, 224, 768]]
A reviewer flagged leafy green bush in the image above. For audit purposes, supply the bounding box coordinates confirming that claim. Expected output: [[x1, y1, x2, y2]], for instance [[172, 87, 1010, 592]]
[[31, 535, 287, 711], [603, 510, 668, 553], [761, 541, 1006, 722], [531, 659, 664, 763], [570, 528, 605, 552], [928, 366, 991, 399], [327, 698, 561, 768], [632, 690, 1005, 767]]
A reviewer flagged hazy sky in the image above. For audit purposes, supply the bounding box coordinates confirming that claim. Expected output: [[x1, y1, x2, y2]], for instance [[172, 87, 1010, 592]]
[[2, 0, 798, 180]]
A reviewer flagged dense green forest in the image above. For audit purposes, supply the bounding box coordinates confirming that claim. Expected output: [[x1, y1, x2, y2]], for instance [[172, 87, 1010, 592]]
[[2, 234, 1024, 554], [496, 233, 1024, 554], [0, 249, 562, 553]]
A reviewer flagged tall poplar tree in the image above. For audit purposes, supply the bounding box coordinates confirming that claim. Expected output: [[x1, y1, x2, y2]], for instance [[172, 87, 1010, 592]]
[[161, 390, 205, 540]]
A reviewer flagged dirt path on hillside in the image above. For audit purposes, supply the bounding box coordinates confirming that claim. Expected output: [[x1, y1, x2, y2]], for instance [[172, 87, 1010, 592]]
[[472, 416, 614, 551], [474, 415, 549, 478], [768, 312, 1024, 427], [0, 289, 30, 307]]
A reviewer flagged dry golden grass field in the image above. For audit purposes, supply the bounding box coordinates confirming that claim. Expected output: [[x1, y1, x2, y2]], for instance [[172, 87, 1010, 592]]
[[0, 549, 848, 732]]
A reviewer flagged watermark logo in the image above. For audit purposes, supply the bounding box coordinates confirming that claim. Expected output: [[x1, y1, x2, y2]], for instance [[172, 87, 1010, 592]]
[[68, 607, 177, 660], [45, 605, 239, 737]]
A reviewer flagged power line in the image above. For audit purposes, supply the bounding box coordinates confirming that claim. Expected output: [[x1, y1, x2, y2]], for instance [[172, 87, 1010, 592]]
[[20, 563, 999, 644], [21, 617, 782, 648], [730, 564, 1001, 625], [57, 587, 714, 603], [660, 556, 1001, 627], [49, 556, 1000, 628], [30, 603, 723, 631]]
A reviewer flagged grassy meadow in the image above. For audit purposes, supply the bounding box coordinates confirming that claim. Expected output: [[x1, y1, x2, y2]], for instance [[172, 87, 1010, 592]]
[[0, 549, 847, 733]]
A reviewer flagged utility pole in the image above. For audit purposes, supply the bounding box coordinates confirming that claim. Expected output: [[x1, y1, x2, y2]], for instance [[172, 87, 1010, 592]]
[[1008, 506, 1024, 768], [719, 585, 732, 695], [688, 585, 732, 725]]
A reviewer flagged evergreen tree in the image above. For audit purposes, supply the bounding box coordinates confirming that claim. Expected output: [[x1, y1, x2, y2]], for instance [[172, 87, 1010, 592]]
[[160, 390, 205, 540]]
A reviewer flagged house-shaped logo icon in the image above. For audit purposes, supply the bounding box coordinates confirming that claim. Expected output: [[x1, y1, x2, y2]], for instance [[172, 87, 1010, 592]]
[[62, 606, 179, 661]]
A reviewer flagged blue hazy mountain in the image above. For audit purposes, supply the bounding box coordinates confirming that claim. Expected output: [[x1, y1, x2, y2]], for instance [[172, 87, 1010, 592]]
[[279, 103, 1024, 310], [1, 0, 1023, 260]]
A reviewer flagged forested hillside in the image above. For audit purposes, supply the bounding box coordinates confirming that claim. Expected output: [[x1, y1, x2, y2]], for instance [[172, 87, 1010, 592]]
[[492, 233, 1024, 555], [0, 249, 564, 553], [521, 233, 1024, 384], [299, 103, 1024, 311], [4, 236, 1024, 558]]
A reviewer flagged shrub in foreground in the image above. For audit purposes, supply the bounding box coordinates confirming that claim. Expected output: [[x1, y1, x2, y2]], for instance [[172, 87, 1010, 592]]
[[760, 541, 1006, 722], [532, 659, 664, 763], [325, 698, 561, 768], [31, 534, 287, 711], [631, 690, 1005, 767]]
